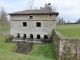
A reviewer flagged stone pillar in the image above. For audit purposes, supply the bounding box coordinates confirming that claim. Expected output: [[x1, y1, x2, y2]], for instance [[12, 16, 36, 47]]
[[27, 34, 30, 38], [33, 35, 37, 39], [40, 35, 44, 39]]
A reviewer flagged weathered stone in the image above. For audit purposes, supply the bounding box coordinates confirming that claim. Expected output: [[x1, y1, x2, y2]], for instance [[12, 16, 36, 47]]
[[53, 30, 80, 60], [10, 11, 58, 39]]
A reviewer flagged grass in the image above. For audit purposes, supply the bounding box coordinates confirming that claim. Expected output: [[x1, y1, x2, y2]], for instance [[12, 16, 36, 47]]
[[0, 36, 56, 60], [57, 24, 80, 38], [0, 36, 15, 51], [0, 48, 54, 60], [29, 43, 57, 60]]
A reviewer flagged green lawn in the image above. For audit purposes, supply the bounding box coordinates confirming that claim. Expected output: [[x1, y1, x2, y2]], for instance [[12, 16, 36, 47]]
[[0, 36, 56, 60], [57, 24, 80, 38]]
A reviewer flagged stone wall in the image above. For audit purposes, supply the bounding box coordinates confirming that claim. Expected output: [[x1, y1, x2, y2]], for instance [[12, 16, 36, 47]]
[[10, 15, 56, 21], [53, 30, 80, 60], [0, 30, 10, 36], [10, 14, 57, 39]]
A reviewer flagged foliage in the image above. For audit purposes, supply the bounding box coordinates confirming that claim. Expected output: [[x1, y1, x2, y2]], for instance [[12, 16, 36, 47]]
[[44, 3, 52, 10], [57, 24, 80, 38], [0, 7, 8, 21], [40, 3, 56, 12]]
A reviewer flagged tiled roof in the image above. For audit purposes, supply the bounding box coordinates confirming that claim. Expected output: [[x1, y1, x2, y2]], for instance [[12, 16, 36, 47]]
[[9, 9, 59, 16]]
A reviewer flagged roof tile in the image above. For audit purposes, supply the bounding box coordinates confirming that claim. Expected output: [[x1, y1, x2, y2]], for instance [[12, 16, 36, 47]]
[[9, 9, 59, 16]]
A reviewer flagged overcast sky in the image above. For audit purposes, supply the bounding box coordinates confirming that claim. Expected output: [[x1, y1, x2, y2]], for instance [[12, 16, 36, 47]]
[[0, 0, 80, 22]]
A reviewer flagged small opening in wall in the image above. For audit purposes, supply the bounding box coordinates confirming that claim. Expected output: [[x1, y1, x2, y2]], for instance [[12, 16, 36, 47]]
[[23, 22, 27, 27], [49, 14, 51, 16], [30, 34, 33, 38], [44, 35, 48, 39], [37, 34, 40, 39], [17, 33, 20, 38], [36, 22, 41, 27], [24, 34, 26, 38], [30, 16, 33, 19]]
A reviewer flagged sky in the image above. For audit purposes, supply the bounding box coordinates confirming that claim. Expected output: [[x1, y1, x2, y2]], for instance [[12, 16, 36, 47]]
[[0, 0, 80, 22]]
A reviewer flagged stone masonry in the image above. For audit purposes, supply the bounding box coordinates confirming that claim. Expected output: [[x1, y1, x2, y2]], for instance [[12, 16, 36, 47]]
[[9, 10, 59, 40], [53, 30, 80, 60]]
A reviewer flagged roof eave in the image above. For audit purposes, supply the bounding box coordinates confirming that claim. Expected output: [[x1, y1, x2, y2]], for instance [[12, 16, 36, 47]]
[[9, 13, 59, 16]]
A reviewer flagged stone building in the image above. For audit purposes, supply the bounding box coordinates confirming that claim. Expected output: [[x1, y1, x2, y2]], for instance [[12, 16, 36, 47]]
[[9, 9, 59, 41]]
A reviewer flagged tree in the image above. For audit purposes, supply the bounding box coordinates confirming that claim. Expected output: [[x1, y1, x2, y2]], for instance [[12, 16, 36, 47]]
[[52, 5, 57, 12], [76, 18, 80, 23], [67, 21, 70, 24], [57, 18, 66, 25], [40, 3, 57, 11], [27, 0, 34, 9], [44, 3, 52, 10], [0, 7, 8, 25], [0, 7, 8, 21]]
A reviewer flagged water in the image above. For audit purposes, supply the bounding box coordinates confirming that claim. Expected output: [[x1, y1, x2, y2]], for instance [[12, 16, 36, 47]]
[[12, 37, 52, 54], [16, 42, 33, 54]]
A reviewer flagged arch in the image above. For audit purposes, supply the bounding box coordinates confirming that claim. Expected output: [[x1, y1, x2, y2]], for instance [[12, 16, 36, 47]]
[[44, 35, 48, 39], [30, 34, 33, 38], [17, 33, 20, 38], [37, 34, 40, 39], [23, 34, 26, 38]]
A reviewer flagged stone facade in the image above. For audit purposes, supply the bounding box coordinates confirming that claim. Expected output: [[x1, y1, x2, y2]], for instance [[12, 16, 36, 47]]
[[9, 10, 58, 40]]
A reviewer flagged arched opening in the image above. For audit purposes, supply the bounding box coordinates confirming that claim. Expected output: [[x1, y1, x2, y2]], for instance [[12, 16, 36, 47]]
[[37, 34, 40, 39], [30, 34, 33, 38], [44, 35, 48, 39], [17, 33, 20, 38], [24, 34, 26, 38]]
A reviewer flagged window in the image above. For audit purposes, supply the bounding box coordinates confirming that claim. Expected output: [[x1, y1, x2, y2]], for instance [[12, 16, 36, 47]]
[[23, 22, 27, 27], [29, 16, 33, 19], [49, 14, 51, 16], [36, 22, 41, 27]]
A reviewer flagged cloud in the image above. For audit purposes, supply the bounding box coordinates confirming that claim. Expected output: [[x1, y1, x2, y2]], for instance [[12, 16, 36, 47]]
[[0, 0, 28, 13], [0, 0, 80, 22], [45, 0, 80, 22]]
